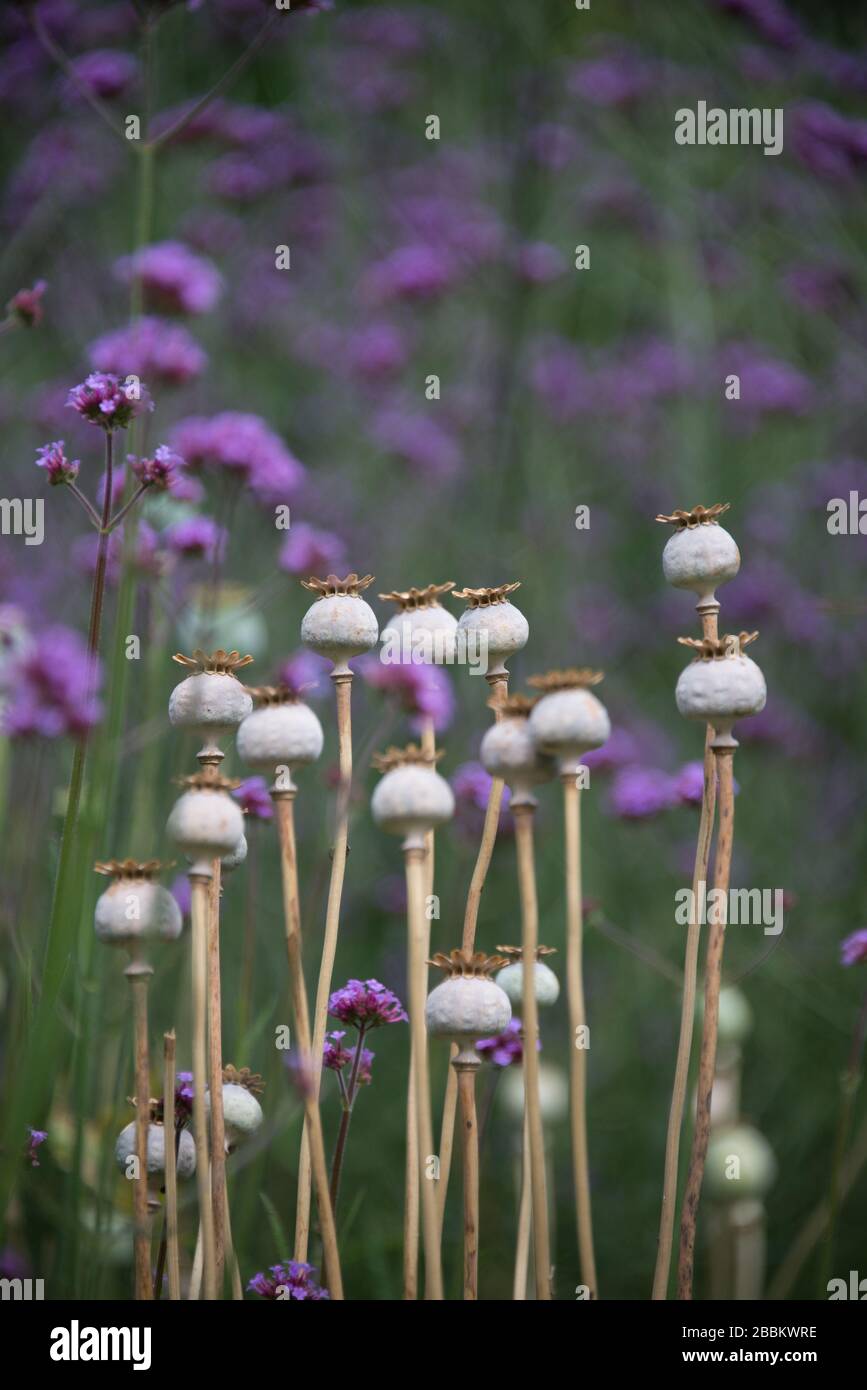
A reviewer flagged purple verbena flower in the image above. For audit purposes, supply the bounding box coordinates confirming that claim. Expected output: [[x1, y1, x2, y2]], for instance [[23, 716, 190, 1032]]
[[328, 978, 407, 1029], [451, 761, 513, 838], [68, 50, 139, 100], [232, 776, 273, 821], [357, 655, 455, 733], [3, 626, 102, 739], [26, 1129, 48, 1167], [279, 524, 347, 578], [355, 1048, 375, 1086], [115, 241, 223, 316], [841, 929, 867, 967], [170, 875, 192, 918], [130, 445, 180, 490], [163, 515, 226, 561], [364, 244, 456, 303], [476, 1019, 525, 1067], [89, 317, 207, 385], [247, 1261, 329, 1300], [323, 1030, 353, 1071], [7, 280, 47, 327], [276, 649, 329, 699], [171, 411, 304, 503], [609, 765, 677, 820], [66, 372, 152, 431], [35, 440, 79, 486]]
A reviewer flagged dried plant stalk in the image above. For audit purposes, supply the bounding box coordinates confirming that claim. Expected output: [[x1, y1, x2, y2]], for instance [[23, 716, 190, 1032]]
[[207, 861, 227, 1293], [296, 671, 353, 1261], [274, 790, 344, 1299], [513, 804, 552, 1299], [163, 1031, 181, 1302], [455, 1057, 480, 1300], [127, 962, 153, 1301], [677, 747, 736, 1299], [223, 1182, 243, 1300], [191, 874, 217, 1300], [513, 1111, 532, 1300], [405, 842, 443, 1299]]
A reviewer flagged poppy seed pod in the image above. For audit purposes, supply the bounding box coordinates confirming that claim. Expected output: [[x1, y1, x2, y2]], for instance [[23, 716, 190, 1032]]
[[115, 1121, 196, 1179], [235, 686, 324, 786], [379, 582, 458, 664], [480, 695, 555, 805], [168, 649, 254, 755], [496, 945, 560, 1007], [656, 503, 740, 608], [300, 572, 379, 675], [166, 773, 245, 876], [527, 669, 610, 776], [205, 1067, 264, 1152], [177, 584, 268, 663], [704, 1124, 777, 1204], [675, 632, 766, 745], [371, 745, 454, 841], [94, 860, 183, 949], [221, 834, 248, 874], [454, 583, 528, 678], [425, 950, 512, 1052], [501, 1063, 569, 1124], [700, 984, 753, 1048]]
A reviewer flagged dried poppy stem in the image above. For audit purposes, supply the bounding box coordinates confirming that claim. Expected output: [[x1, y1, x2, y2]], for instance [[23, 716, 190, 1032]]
[[677, 745, 736, 1299], [162, 1031, 181, 1302], [454, 1051, 481, 1300], [513, 1109, 532, 1300], [513, 803, 552, 1299], [207, 861, 227, 1294], [223, 1183, 243, 1301], [562, 775, 598, 1297], [126, 956, 153, 1301], [405, 837, 443, 1299], [652, 605, 720, 1301], [273, 785, 344, 1299], [436, 673, 508, 1231], [296, 671, 352, 1262], [190, 873, 217, 1300]]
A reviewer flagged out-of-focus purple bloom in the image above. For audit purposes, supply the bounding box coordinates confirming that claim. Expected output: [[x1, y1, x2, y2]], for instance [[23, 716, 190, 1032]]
[[170, 875, 192, 918], [363, 244, 456, 303], [476, 1019, 526, 1067], [525, 123, 580, 171], [247, 1261, 329, 1300], [357, 655, 455, 734], [279, 524, 347, 578], [583, 726, 644, 773], [568, 42, 653, 107], [791, 101, 867, 182], [802, 41, 867, 94], [67, 372, 152, 431], [673, 761, 706, 807], [323, 1030, 353, 1071], [7, 280, 47, 327], [163, 515, 226, 561], [4, 626, 102, 739], [130, 445, 180, 491], [370, 406, 461, 478], [171, 412, 304, 503], [451, 761, 513, 838], [609, 766, 677, 820], [841, 929, 867, 966], [355, 1048, 375, 1086], [345, 322, 409, 380], [515, 241, 568, 285], [90, 317, 207, 385], [232, 776, 273, 822], [115, 241, 223, 316], [328, 978, 407, 1029], [529, 336, 594, 423], [35, 440, 79, 486], [735, 699, 819, 756], [711, 0, 804, 50], [0, 1248, 30, 1281], [721, 342, 814, 415], [782, 262, 856, 316], [26, 1129, 47, 1168], [67, 49, 138, 100], [276, 649, 329, 699]]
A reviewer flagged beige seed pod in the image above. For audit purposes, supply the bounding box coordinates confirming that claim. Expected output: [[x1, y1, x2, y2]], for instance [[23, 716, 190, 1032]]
[[93, 860, 182, 950], [300, 573, 379, 675], [425, 950, 512, 1056], [675, 632, 766, 746], [235, 686, 323, 787], [527, 669, 610, 777], [115, 1121, 196, 1179], [454, 583, 528, 678], [370, 744, 454, 842], [656, 503, 740, 608], [480, 695, 555, 805], [168, 649, 254, 757], [166, 774, 245, 876]]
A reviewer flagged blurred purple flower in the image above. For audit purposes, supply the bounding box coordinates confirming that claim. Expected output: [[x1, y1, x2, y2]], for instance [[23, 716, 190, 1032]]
[[568, 42, 653, 107], [4, 626, 102, 739], [364, 244, 456, 303], [130, 445, 180, 491], [515, 241, 568, 285], [345, 322, 409, 380], [451, 761, 513, 838], [841, 929, 867, 966], [371, 406, 461, 478], [279, 524, 347, 577], [358, 655, 455, 733], [328, 978, 407, 1029], [673, 761, 705, 807], [7, 280, 47, 327], [163, 515, 226, 561], [233, 776, 273, 821], [67, 49, 138, 100], [90, 317, 207, 386], [525, 122, 580, 171], [171, 412, 304, 503], [609, 766, 677, 820], [323, 1030, 353, 1071], [476, 1019, 526, 1067], [711, 0, 804, 50], [791, 101, 867, 182], [67, 372, 152, 431], [355, 1048, 375, 1086], [276, 649, 329, 699], [35, 440, 79, 486], [248, 1261, 329, 1301], [529, 336, 594, 423], [170, 875, 192, 918], [721, 342, 814, 415], [782, 262, 856, 316], [115, 241, 223, 316], [26, 1128, 47, 1168]]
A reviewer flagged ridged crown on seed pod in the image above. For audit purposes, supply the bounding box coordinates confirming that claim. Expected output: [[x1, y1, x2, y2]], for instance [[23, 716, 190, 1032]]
[[527, 668, 610, 771], [480, 694, 554, 798], [454, 582, 528, 677], [235, 684, 324, 779], [168, 648, 254, 746], [166, 770, 245, 873], [93, 858, 182, 948], [425, 948, 513, 1044], [675, 631, 766, 738], [495, 944, 561, 1006], [379, 582, 458, 663], [370, 743, 454, 838], [207, 1063, 265, 1148], [656, 502, 740, 604], [299, 572, 379, 674]]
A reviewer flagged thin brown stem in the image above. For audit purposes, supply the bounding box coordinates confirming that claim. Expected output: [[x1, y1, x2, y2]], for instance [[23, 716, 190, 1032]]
[[150, 12, 278, 151], [273, 790, 344, 1299], [162, 1031, 181, 1301], [66, 483, 103, 530], [677, 747, 736, 1299], [328, 1026, 366, 1214], [107, 481, 150, 534], [127, 962, 153, 1300], [190, 874, 217, 1299], [455, 1059, 480, 1300], [405, 843, 443, 1299], [562, 776, 598, 1297], [31, 8, 132, 143], [513, 1108, 532, 1300], [513, 804, 552, 1300], [652, 724, 717, 1299], [207, 861, 227, 1294]]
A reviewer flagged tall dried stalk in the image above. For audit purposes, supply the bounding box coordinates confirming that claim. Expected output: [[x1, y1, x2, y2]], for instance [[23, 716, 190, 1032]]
[[454, 1053, 481, 1299], [162, 1031, 181, 1302], [190, 873, 217, 1299], [513, 803, 552, 1300], [513, 1110, 532, 1300], [207, 862, 227, 1293], [677, 746, 736, 1299], [405, 840, 443, 1299], [273, 788, 344, 1299], [126, 957, 153, 1300], [296, 671, 352, 1261]]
